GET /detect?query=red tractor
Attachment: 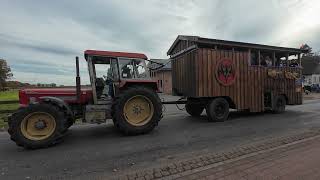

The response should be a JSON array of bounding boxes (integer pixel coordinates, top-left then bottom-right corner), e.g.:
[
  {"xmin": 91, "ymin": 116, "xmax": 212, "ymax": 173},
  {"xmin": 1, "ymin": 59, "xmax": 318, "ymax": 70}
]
[{"xmin": 8, "ymin": 50, "xmax": 163, "ymax": 149}]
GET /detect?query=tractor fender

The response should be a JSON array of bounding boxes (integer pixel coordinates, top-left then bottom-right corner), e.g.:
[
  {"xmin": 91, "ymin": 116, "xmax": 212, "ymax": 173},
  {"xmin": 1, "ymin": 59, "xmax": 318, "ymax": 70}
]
[{"xmin": 39, "ymin": 96, "xmax": 74, "ymax": 120}]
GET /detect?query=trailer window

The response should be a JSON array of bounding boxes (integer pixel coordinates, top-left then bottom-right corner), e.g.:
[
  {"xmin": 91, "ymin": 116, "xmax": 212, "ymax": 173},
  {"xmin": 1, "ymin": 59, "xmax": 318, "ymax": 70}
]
[
  {"xmin": 260, "ymin": 53, "xmax": 273, "ymax": 67},
  {"xmin": 250, "ymin": 51, "xmax": 259, "ymax": 65},
  {"xmin": 288, "ymin": 55, "xmax": 299, "ymax": 67},
  {"xmin": 250, "ymin": 51, "xmax": 273, "ymax": 67}
]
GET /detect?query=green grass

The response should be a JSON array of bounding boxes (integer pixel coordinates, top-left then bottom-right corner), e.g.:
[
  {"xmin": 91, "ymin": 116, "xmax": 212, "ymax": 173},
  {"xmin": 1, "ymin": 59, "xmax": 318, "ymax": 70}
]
[
  {"xmin": 0, "ymin": 90, "xmax": 19, "ymax": 129},
  {"xmin": 0, "ymin": 103, "xmax": 19, "ymax": 111},
  {"xmin": 0, "ymin": 113, "xmax": 9, "ymax": 129},
  {"xmin": 0, "ymin": 90, "xmax": 19, "ymax": 101}
]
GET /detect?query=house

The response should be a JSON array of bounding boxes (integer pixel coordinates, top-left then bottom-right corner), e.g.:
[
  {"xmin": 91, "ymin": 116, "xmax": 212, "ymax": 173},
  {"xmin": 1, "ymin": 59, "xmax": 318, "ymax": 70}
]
[
  {"xmin": 302, "ymin": 55, "xmax": 320, "ymax": 86},
  {"xmin": 149, "ymin": 59, "xmax": 172, "ymax": 94}
]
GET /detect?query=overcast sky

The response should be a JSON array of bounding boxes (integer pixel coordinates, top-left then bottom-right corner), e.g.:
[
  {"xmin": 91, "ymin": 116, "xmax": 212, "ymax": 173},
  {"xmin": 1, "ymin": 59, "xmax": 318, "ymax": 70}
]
[{"xmin": 1, "ymin": 0, "xmax": 320, "ymax": 85}]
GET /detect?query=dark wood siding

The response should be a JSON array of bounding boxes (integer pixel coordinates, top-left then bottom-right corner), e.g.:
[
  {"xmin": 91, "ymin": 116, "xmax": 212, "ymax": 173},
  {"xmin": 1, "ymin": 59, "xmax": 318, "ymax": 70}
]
[
  {"xmin": 170, "ymin": 40, "xmax": 196, "ymax": 55},
  {"xmin": 172, "ymin": 48, "xmax": 302, "ymax": 112},
  {"xmin": 171, "ymin": 50, "xmax": 197, "ymax": 97}
]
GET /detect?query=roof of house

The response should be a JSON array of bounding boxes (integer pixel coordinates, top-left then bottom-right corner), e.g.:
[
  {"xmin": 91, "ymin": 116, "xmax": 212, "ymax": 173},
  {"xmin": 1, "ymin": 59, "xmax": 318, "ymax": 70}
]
[
  {"xmin": 84, "ymin": 50, "xmax": 148, "ymax": 60},
  {"xmin": 302, "ymin": 55, "xmax": 320, "ymax": 75},
  {"xmin": 167, "ymin": 35, "xmax": 308, "ymax": 55}
]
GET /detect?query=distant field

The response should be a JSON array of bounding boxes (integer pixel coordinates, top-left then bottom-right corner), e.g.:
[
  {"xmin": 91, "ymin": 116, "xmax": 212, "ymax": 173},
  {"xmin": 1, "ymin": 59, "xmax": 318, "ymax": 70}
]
[
  {"xmin": 0, "ymin": 90, "xmax": 19, "ymax": 101},
  {"xmin": 0, "ymin": 90, "xmax": 19, "ymax": 129}
]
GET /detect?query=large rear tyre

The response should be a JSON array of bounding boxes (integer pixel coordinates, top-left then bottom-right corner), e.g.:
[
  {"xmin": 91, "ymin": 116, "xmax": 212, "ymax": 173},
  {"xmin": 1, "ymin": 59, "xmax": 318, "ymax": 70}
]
[
  {"xmin": 206, "ymin": 98, "xmax": 229, "ymax": 122},
  {"xmin": 112, "ymin": 86, "xmax": 162, "ymax": 135},
  {"xmin": 8, "ymin": 104, "xmax": 66, "ymax": 149},
  {"xmin": 272, "ymin": 95, "xmax": 286, "ymax": 114},
  {"xmin": 185, "ymin": 103, "xmax": 204, "ymax": 117}
]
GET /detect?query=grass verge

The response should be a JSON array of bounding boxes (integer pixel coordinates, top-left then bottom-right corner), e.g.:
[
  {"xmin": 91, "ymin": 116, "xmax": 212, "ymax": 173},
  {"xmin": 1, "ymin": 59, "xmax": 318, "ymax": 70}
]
[
  {"xmin": 0, "ymin": 90, "xmax": 19, "ymax": 101},
  {"xmin": 0, "ymin": 90, "xmax": 19, "ymax": 129}
]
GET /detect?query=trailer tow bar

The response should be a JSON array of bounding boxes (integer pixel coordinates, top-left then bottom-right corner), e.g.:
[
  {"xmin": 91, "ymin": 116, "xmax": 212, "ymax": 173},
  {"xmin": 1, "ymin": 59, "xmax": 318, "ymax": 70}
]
[{"xmin": 161, "ymin": 98, "xmax": 187, "ymax": 111}]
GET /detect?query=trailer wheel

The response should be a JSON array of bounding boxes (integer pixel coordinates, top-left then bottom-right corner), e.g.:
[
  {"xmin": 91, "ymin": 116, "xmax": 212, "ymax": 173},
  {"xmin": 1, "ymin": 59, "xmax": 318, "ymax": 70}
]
[
  {"xmin": 185, "ymin": 103, "xmax": 204, "ymax": 117},
  {"xmin": 8, "ymin": 104, "xmax": 66, "ymax": 149},
  {"xmin": 272, "ymin": 95, "xmax": 286, "ymax": 113},
  {"xmin": 206, "ymin": 98, "xmax": 229, "ymax": 122},
  {"xmin": 112, "ymin": 86, "xmax": 162, "ymax": 135}
]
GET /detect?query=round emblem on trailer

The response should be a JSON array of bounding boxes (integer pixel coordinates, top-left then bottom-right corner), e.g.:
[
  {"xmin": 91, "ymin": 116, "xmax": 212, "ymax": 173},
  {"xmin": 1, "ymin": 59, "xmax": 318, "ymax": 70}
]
[{"xmin": 215, "ymin": 58, "xmax": 236, "ymax": 86}]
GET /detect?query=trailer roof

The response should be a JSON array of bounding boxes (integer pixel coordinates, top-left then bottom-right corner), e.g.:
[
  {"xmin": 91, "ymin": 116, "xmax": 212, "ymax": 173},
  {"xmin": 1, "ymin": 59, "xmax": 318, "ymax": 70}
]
[
  {"xmin": 167, "ymin": 35, "xmax": 308, "ymax": 55},
  {"xmin": 84, "ymin": 50, "xmax": 148, "ymax": 60}
]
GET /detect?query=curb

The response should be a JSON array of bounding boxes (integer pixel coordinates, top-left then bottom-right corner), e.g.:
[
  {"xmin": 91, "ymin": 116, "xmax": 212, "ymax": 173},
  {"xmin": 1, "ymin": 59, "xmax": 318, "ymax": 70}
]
[{"xmin": 114, "ymin": 129, "xmax": 320, "ymax": 180}]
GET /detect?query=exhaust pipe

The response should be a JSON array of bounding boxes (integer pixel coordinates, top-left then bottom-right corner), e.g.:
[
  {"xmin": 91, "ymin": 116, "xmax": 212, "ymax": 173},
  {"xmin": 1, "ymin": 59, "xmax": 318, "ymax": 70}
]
[{"xmin": 76, "ymin": 56, "xmax": 81, "ymax": 102}]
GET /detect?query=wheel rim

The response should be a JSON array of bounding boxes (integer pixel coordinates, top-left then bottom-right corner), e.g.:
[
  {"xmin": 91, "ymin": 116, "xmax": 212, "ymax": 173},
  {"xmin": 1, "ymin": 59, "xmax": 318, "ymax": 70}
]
[
  {"xmin": 20, "ymin": 112, "xmax": 56, "ymax": 141},
  {"xmin": 123, "ymin": 95, "xmax": 154, "ymax": 126},
  {"xmin": 214, "ymin": 103, "xmax": 226, "ymax": 118}
]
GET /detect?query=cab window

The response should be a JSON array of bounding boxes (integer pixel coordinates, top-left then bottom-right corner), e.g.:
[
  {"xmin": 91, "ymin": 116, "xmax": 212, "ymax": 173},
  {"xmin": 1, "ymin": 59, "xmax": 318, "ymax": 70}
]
[
  {"xmin": 133, "ymin": 59, "xmax": 147, "ymax": 78},
  {"xmin": 118, "ymin": 58, "xmax": 134, "ymax": 79},
  {"xmin": 118, "ymin": 58, "xmax": 148, "ymax": 79}
]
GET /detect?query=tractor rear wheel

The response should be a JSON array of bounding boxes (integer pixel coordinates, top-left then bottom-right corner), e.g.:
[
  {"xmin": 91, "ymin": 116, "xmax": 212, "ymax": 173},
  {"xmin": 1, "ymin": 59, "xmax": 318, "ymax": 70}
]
[
  {"xmin": 8, "ymin": 104, "xmax": 66, "ymax": 149},
  {"xmin": 185, "ymin": 103, "xmax": 204, "ymax": 117},
  {"xmin": 112, "ymin": 86, "xmax": 162, "ymax": 135}
]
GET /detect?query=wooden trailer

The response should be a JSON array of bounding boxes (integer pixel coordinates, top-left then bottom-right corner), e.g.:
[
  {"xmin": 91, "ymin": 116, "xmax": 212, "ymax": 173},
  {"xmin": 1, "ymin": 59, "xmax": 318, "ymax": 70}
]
[{"xmin": 167, "ymin": 35, "xmax": 308, "ymax": 121}]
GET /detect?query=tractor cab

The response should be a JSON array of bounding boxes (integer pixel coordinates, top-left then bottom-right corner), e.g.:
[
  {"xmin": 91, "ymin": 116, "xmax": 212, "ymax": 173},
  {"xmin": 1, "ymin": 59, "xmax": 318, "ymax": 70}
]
[
  {"xmin": 84, "ymin": 50, "xmax": 153, "ymax": 104},
  {"xmin": 81, "ymin": 50, "xmax": 161, "ymax": 126}
]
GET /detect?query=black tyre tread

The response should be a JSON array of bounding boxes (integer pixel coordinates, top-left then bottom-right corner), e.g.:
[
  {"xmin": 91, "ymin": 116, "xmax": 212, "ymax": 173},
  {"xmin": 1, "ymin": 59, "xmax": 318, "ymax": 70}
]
[
  {"xmin": 112, "ymin": 86, "xmax": 162, "ymax": 135},
  {"xmin": 185, "ymin": 103, "xmax": 204, "ymax": 117},
  {"xmin": 8, "ymin": 104, "xmax": 66, "ymax": 149},
  {"xmin": 42, "ymin": 101, "xmax": 74, "ymax": 132},
  {"xmin": 272, "ymin": 95, "xmax": 286, "ymax": 114},
  {"xmin": 206, "ymin": 98, "xmax": 229, "ymax": 122}
]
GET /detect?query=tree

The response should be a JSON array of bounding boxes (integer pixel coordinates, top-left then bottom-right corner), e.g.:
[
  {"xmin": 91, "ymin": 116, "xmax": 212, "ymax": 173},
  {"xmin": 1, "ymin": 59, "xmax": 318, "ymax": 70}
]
[{"xmin": 0, "ymin": 59, "xmax": 13, "ymax": 90}]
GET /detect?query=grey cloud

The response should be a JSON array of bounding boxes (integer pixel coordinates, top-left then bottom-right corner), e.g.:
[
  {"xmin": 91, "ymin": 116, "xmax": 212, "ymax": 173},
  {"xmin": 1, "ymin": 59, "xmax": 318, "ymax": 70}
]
[
  {"xmin": 2, "ymin": 1, "xmax": 186, "ymax": 55},
  {"xmin": 0, "ymin": 33, "xmax": 76, "ymax": 56},
  {"xmin": 10, "ymin": 60, "xmax": 72, "ymax": 75},
  {"xmin": 10, "ymin": 59, "xmax": 88, "ymax": 76}
]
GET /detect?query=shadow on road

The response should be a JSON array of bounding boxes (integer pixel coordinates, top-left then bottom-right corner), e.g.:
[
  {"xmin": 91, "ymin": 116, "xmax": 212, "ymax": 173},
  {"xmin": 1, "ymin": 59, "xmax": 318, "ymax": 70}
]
[
  {"xmin": 2, "ymin": 109, "xmax": 308, "ymax": 153},
  {"xmin": 184, "ymin": 110, "xmax": 301, "ymax": 123}
]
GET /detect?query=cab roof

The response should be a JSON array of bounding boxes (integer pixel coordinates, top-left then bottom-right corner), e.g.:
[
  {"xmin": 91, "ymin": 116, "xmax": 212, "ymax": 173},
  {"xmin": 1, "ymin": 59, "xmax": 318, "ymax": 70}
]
[{"xmin": 84, "ymin": 50, "xmax": 148, "ymax": 60}]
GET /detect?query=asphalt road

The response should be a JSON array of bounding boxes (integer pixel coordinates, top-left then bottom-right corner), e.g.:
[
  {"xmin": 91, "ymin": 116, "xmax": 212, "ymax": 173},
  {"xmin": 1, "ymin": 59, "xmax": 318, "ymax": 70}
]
[{"xmin": 0, "ymin": 100, "xmax": 319, "ymax": 180}]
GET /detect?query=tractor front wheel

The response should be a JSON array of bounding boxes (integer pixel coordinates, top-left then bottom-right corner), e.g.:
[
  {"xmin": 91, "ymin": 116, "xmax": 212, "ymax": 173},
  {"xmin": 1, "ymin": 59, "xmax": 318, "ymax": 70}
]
[
  {"xmin": 8, "ymin": 104, "xmax": 66, "ymax": 149},
  {"xmin": 112, "ymin": 86, "xmax": 162, "ymax": 135}
]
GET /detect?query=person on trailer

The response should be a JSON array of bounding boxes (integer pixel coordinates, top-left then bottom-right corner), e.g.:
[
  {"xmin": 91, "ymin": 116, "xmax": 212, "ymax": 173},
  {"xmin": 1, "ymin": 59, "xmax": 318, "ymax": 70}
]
[
  {"xmin": 265, "ymin": 56, "xmax": 273, "ymax": 67},
  {"xmin": 289, "ymin": 60, "xmax": 299, "ymax": 67},
  {"xmin": 260, "ymin": 55, "xmax": 267, "ymax": 66}
]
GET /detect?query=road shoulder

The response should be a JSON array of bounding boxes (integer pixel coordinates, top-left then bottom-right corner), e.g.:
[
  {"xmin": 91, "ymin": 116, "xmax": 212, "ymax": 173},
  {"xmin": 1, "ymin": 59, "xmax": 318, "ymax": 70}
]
[{"xmin": 114, "ymin": 129, "xmax": 320, "ymax": 180}]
